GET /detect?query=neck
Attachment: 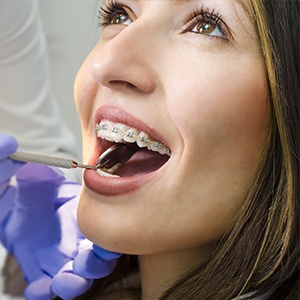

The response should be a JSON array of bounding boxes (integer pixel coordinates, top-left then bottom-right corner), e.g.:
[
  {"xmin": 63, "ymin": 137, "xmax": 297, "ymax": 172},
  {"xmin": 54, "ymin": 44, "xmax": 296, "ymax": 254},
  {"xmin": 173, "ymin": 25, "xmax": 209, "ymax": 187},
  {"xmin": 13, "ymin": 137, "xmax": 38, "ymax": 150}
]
[{"xmin": 138, "ymin": 246, "xmax": 213, "ymax": 300}]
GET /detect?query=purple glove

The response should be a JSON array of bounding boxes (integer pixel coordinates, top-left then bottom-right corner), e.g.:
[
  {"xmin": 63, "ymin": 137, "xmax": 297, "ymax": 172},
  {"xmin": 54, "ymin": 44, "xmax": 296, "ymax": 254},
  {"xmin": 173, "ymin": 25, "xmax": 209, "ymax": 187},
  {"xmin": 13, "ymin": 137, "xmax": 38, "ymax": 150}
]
[
  {"xmin": 0, "ymin": 134, "xmax": 24, "ymax": 221},
  {"xmin": 52, "ymin": 245, "xmax": 122, "ymax": 298},
  {"xmin": 0, "ymin": 133, "xmax": 121, "ymax": 300}
]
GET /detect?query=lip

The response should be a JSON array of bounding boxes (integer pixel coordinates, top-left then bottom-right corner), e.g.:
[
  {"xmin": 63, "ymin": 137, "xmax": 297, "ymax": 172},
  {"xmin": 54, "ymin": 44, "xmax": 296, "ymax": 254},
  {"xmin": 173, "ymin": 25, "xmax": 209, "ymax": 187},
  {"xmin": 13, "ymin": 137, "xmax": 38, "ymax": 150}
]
[
  {"xmin": 83, "ymin": 105, "xmax": 171, "ymax": 196},
  {"xmin": 84, "ymin": 168, "xmax": 160, "ymax": 195}
]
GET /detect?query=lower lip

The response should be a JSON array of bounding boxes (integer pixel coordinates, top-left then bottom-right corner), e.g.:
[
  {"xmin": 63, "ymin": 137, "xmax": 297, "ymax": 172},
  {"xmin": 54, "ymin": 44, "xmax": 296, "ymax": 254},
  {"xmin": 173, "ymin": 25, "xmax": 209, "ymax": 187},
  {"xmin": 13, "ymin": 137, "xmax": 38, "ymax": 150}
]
[{"xmin": 83, "ymin": 169, "xmax": 156, "ymax": 196}]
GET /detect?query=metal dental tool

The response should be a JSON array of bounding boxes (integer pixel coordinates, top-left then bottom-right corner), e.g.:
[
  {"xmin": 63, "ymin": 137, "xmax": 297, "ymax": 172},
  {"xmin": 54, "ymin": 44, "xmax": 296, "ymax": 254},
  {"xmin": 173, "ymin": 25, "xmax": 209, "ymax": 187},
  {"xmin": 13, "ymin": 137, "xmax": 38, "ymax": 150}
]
[
  {"xmin": 10, "ymin": 143, "xmax": 139, "ymax": 171},
  {"xmin": 96, "ymin": 143, "xmax": 139, "ymax": 169},
  {"xmin": 10, "ymin": 150, "xmax": 99, "ymax": 170}
]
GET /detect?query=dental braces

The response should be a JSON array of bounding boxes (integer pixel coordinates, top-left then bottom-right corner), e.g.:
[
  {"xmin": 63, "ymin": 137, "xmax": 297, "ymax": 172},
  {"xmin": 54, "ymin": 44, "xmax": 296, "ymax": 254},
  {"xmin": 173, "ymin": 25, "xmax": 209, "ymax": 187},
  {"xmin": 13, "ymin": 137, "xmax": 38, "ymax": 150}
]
[{"xmin": 95, "ymin": 120, "xmax": 171, "ymax": 156}]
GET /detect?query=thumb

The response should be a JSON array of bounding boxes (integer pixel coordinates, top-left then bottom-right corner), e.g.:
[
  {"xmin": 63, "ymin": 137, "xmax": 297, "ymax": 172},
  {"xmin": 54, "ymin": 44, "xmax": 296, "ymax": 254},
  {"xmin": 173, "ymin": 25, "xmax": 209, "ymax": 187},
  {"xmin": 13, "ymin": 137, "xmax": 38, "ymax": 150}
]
[
  {"xmin": 52, "ymin": 261, "xmax": 93, "ymax": 299},
  {"xmin": 0, "ymin": 133, "xmax": 18, "ymax": 159},
  {"xmin": 24, "ymin": 277, "xmax": 55, "ymax": 300}
]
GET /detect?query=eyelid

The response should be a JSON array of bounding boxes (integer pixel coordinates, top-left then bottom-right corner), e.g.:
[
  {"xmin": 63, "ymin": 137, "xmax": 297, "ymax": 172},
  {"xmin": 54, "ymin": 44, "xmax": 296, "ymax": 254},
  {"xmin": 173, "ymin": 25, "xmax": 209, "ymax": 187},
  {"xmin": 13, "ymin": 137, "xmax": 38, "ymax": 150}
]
[
  {"xmin": 118, "ymin": 4, "xmax": 135, "ymax": 22},
  {"xmin": 99, "ymin": 0, "xmax": 135, "ymax": 27},
  {"xmin": 182, "ymin": 7, "xmax": 233, "ymax": 41}
]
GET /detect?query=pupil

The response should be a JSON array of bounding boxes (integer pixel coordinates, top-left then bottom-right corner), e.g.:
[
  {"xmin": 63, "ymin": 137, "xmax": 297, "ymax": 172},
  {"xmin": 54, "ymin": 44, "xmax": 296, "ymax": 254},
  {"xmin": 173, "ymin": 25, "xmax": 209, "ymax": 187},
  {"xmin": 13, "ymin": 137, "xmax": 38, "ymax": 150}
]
[
  {"xmin": 199, "ymin": 22, "xmax": 214, "ymax": 34},
  {"xmin": 112, "ymin": 13, "xmax": 127, "ymax": 24}
]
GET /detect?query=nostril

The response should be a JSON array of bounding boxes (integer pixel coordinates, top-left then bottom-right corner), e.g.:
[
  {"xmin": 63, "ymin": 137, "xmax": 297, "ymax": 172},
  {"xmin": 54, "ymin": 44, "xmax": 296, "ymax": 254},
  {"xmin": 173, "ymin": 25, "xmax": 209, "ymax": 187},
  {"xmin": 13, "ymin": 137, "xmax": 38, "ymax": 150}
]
[
  {"xmin": 92, "ymin": 54, "xmax": 156, "ymax": 93},
  {"xmin": 109, "ymin": 80, "xmax": 137, "ymax": 91}
]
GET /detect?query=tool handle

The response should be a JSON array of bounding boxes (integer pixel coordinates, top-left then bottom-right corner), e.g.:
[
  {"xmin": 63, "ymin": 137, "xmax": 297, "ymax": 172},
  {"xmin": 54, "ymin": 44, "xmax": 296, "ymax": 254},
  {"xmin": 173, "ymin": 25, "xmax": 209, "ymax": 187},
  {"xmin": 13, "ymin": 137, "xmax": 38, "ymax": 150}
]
[{"xmin": 10, "ymin": 151, "xmax": 76, "ymax": 169}]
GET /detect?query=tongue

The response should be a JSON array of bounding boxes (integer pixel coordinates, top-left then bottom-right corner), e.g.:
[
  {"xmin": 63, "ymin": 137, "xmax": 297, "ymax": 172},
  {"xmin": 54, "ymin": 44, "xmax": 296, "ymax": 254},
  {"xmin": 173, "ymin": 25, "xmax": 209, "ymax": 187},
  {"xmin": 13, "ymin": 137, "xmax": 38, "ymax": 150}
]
[{"xmin": 115, "ymin": 149, "xmax": 169, "ymax": 177}]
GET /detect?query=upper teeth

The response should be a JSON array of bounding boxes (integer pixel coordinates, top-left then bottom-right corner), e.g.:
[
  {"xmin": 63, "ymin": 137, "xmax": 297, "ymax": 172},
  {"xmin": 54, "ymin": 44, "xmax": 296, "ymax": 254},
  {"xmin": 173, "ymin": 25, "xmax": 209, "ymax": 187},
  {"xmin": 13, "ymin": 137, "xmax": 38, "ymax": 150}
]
[{"xmin": 95, "ymin": 120, "xmax": 171, "ymax": 156}]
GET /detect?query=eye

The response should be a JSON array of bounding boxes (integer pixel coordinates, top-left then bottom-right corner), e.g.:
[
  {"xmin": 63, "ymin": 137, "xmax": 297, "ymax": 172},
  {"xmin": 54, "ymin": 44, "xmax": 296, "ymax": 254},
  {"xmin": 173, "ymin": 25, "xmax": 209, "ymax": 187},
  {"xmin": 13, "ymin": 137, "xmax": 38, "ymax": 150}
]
[
  {"xmin": 98, "ymin": 1, "xmax": 133, "ymax": 27},
  {"xmin": 183, "ymin": 7, "xmax": 230, "ymax": 41},
  {"xmin": 110, "ymin": 13, "xmax": 131, "ymax": 26},
  {"xmin": 191, "ymin": 20, "xmax": 225, "ymax": 38}
]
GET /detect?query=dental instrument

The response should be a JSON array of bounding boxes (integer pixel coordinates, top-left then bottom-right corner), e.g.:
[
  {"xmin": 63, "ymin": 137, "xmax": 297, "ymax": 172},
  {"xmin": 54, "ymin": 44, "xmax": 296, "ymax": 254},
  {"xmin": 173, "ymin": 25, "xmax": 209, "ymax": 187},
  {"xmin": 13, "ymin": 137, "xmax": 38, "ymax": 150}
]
[
  {"xmin": 10, "ymin": 143, "xmax": 138, "ymax": 171},
  {"xmin": 10, "ymin": 150, "xmax": 100, "ymax": 170}
]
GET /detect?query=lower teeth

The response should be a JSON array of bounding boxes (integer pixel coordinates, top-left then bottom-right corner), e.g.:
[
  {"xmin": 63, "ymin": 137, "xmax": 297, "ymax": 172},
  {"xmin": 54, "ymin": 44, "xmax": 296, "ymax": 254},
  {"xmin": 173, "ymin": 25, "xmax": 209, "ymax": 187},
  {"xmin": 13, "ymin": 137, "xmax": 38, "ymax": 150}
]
[{"xmin": 96, "ymin": 168, "xmax": 120, "ymax": 178}]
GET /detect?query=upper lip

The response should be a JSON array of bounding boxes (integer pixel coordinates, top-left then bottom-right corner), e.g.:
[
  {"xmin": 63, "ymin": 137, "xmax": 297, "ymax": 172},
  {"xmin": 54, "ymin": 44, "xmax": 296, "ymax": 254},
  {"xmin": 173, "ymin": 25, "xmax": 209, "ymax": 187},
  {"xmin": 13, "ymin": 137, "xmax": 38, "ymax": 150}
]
[{"xmin": 94, "ymin": 105, "xmax": 170, "ymax": 148}]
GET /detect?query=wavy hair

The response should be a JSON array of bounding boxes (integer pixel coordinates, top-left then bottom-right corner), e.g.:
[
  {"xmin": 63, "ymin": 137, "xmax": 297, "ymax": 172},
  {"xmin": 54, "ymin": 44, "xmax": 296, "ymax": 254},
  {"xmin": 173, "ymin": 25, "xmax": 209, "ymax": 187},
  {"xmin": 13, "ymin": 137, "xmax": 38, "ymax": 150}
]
[{"xmin": 160, "ymin": 1, "xmax": 300, "ymax": 298}]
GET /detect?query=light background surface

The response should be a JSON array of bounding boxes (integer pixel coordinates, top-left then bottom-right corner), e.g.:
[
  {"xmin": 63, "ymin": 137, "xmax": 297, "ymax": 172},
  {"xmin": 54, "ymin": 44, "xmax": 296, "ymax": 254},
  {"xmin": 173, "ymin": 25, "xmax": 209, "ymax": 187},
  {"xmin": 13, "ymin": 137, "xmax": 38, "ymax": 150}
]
[
  {"xmin": 39, "ymin": 0, "xmax": 101, "ymax": 156},
  {"xmin": 0, "ymin": 1, "xmax": 100, "ymax": 298}
]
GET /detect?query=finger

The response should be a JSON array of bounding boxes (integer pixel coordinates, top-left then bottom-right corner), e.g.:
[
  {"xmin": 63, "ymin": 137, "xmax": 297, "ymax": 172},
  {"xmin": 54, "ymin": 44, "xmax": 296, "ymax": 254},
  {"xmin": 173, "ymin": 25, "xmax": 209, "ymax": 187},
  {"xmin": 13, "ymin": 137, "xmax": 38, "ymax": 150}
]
[
  {"xmin": 0, "ymin": 185, "xmax": 16, "ymax": 224},
  {"xmin": 15, "ymin": 164, "xmax": 65, "ymax": 209},
  {"xmin": 93, "ymin": 244, "xmax": 122, "ymax": 261},
  {"xmin": 73, "ymin": 249, "xmax": 118, "ymax": 279},
  {"xmin": 56, "ymin": 181, "xmax": 82, "ymax": 206},
  {"xmin": 0, "ymin": 133, "xmax": 18, "ymax": 160},
  {"xmin": 0, "ymin": 181, "xmax": 9, "ymax": 196},
  {"xmin": 0, "ymin": 159, "xmax": 24, "ymax": 182},
  {"xmin": 17, "ymin": 163, "xmax": 65, "ymax": 184},
  {"xmin": 34, "ymin": 196, "xmax": 82, "ymax": 276},
  {"xmin": 24, "ymin": 277, "xmax": 55, "ymax": 300},
  {"xmin": 52, "ymin": 262, "xmax": 93, "ymax": 300},
  {"xmin": 36, "ymin": 245, "xmax": 75, "ymax": 278}
]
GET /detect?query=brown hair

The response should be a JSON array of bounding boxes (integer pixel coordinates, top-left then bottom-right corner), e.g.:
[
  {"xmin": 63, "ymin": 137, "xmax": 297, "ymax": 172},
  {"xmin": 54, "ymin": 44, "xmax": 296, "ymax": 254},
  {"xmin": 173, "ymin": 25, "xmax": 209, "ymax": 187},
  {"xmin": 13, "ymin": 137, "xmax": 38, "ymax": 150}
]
[{"xmin": 160, "ymin": 1, "xmax": 300, "ymax": 298}]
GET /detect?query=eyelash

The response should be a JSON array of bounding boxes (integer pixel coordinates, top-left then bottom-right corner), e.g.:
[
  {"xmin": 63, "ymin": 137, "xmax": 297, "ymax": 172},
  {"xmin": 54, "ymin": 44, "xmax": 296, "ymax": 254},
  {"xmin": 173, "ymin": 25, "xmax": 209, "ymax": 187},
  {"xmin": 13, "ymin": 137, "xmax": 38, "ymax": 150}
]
[
  {"xmin": 98, "ymin": 1, "xmax": 129, "ymax": 27},
  {"xmin": 182, "ymin": 6, "xmax": 230, "ymax": 40},
  {"xmin": 98, "ymin": 2, "xmax": 230, "ymax": 41}
]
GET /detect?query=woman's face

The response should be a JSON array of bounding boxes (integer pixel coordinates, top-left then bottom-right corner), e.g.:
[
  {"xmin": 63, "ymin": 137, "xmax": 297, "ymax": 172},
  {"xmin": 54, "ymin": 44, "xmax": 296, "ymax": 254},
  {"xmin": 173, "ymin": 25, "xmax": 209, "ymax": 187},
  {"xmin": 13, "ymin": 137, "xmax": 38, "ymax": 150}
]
[{"xmin": 75, "ymin": 0, "xmax": 269, "ymax": 255}]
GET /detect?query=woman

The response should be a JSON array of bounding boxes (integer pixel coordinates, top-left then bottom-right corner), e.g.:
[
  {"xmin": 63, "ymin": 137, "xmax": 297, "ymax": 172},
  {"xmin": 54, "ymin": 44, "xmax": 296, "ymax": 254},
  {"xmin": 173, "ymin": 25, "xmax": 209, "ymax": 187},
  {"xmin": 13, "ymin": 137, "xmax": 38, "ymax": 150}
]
[{"xmin": 74, "ymin": 0, "xmax": 299, "ymax": 299}]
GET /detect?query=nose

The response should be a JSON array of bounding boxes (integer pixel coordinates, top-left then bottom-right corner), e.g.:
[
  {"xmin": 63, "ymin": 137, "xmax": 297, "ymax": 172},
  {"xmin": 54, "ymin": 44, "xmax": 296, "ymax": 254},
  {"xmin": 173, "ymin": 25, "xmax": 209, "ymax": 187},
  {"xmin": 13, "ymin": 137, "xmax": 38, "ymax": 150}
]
[{"xmin": 91, "ymin": 20, "xmax": 157, "ymax": 94}]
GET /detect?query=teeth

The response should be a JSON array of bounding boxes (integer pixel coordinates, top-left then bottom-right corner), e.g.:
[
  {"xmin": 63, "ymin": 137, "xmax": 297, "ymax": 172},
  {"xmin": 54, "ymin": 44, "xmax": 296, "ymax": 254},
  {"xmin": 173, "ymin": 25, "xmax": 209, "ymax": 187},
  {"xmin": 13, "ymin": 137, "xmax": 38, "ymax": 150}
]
[
  {"xmin": 136, "ymin": 131, "xmax": 149, "ymax": 148},
  {"xmin": 96, "ymin": 120, "xmax": 112, "ymax": 140},
  {"xmin": 123, "ymin": 128, "xmax": 138, "ymax": 143},
  {"xmin": 95, "ymin": 120, "xmax": 171, "ymax": 156},
  {"xmin": 147, "ymin": 141, "xmax": 171, "ymax": 156},
  {"xmin": 111, "ymin": 123, "xmax": 126, "ymax": 143},
  {"xmin": 96, "ymin": 168, "xmax": 120, "ymax": 178}
]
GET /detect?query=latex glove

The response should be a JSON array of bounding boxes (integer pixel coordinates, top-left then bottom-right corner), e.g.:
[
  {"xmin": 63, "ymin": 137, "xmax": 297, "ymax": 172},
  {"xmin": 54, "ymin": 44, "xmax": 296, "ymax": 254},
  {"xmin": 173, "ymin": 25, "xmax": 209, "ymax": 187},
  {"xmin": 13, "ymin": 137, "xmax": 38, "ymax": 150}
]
[
  {"xmin": 0, "ymin": 133, "xmax": 121, "ymax": 299},
  {"xmin": 52, "ymin": 245, "xmax": 122, "ymax": 298},
  {"xmin": 0, "ymin": 133, "xmax": 24, "ymax": 220}
]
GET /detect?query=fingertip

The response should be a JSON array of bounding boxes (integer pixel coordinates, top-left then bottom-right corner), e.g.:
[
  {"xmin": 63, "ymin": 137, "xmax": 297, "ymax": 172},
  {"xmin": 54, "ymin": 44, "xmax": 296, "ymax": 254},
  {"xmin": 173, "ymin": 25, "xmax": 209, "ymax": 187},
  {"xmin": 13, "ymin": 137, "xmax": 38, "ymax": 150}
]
[
  {"xmin": 0, "ymin": 133, "xmax": 18, "ymax": 159},
  {"xmin": 0, "ymin": 159, "xmax": 24, "ymax": 182},
  {"xmin": 73, "ymin": 249, "xmax": 118, "ymax": 279},
  {"xmin": 25, "ymin": 277, "xmax": 54, "ymax": 300},
  {"xmin": 52, "ymin": 271, "xmax": 93, "ymax": 299},
  {"xmin": 93, "ymin": 244, "xmax": 122, "ymax": 260}
]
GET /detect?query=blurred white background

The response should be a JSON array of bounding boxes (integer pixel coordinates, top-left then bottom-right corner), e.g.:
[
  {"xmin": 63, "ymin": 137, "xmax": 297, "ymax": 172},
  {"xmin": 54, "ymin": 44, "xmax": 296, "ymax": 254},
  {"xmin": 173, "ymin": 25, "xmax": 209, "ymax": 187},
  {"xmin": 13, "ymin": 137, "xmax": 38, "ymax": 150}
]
[
  {"xmin": 38, "ymin": 0, "xmax": 101, "ymax": 156},
  {"xmin": 0, "ymin": 2, "xmax": 101, "ymax": 298}
]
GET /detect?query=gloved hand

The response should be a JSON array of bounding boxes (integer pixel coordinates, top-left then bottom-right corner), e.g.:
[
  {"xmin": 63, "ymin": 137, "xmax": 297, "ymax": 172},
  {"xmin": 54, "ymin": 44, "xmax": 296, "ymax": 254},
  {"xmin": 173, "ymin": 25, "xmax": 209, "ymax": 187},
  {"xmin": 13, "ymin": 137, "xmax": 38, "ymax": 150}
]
[
  {"xmin": 0, "ymin": 133, "xmax": 122, "ymax": 300},
  {"xmin": 52, "ymin": 244, "xmax": 122, "ymax": 298}
]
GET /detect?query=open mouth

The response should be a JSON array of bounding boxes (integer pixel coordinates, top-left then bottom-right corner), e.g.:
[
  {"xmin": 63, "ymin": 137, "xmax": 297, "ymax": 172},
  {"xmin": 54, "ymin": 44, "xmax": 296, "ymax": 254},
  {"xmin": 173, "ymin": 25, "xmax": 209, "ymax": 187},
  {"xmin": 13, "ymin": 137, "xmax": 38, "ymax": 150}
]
[{"xmin": 95, "ymin": 120, "xmax": 171, "ymax": 178}]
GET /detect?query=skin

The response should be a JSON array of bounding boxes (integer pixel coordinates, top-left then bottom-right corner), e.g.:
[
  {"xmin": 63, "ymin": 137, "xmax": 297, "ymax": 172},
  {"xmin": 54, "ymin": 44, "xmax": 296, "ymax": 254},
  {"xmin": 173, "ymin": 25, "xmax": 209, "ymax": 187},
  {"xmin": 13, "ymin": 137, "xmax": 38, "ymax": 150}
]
[{"xmin": 74, "ymin": 0, "xmax": 269, "ymax": 298}]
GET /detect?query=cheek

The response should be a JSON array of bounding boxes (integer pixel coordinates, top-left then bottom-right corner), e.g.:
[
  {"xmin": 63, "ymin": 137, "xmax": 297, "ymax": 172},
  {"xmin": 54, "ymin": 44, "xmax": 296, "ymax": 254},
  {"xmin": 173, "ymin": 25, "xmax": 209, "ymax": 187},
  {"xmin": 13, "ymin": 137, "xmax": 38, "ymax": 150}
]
[
  {"xmin": 168, "ymin": 59, "xmax": 269, "ymax": 159},
  {"xmin": 161, "ymin": 63, "xmax": 269, "ymax": 242}
]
